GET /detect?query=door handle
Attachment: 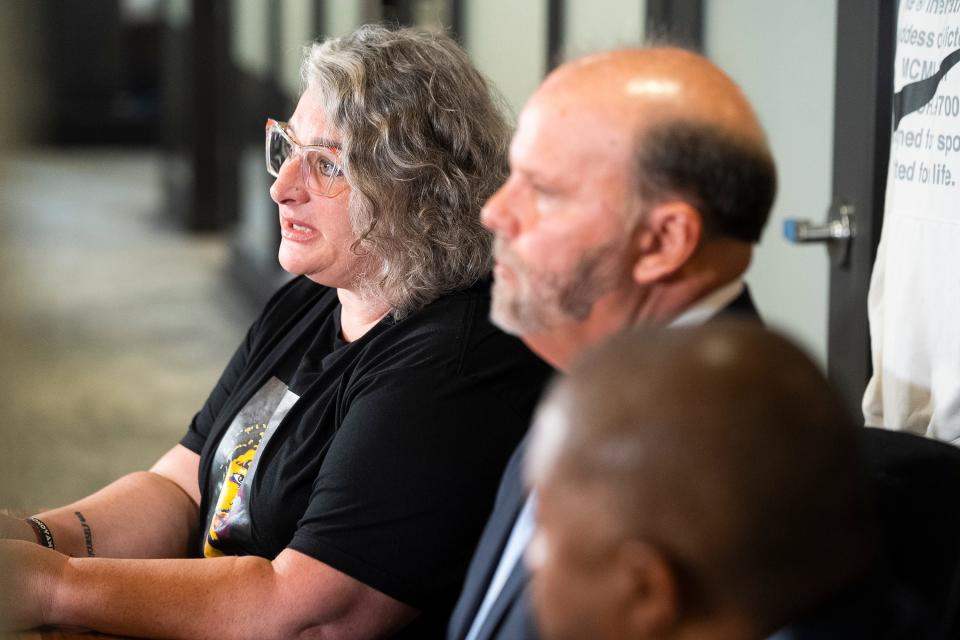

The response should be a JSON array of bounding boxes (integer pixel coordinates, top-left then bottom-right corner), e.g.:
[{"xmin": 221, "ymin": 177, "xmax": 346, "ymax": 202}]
[{"xmin": 783, "ymin": 202, "xmax": 856, "ymax": 267}]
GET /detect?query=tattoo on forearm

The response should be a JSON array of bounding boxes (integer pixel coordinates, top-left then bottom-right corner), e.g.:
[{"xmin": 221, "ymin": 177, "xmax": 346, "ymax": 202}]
[{"xmin": 74, "ymin": 511, "xmax": 95, "ymax": 557}]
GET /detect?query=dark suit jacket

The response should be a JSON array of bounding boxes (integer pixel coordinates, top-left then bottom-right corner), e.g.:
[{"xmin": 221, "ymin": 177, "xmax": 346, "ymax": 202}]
[
  {"xmin": 446, "ymin": 287, "xmax": 760, "ymax": 640},
  {"xmin": 860, "ymin": 427, "xmax": 960, "ymax": 638},
  {"xmin": 765, "ymin": 574, "xmax": 933, "ymax": 640}
]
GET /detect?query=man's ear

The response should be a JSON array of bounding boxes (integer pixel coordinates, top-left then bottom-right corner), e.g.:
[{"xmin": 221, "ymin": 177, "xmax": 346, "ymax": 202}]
[
  {"xmin": 631, "ymin": 201, "xmax": 703, "ymax": 285},
  {"xmin": 619, "ymin": 539, "xmax": 682, "ymax": 637}
]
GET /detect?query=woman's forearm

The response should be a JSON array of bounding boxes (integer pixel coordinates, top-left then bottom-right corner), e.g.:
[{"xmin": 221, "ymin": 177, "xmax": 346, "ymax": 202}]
[
  {"xmin": 51, "ymin": 554, "xmax": 283, "ymax": 639},
  {"xmin": 35, "ymin": 548, "xmax": 416, "ymax": 640},
  {"xmin": 4, "ymin": 445, "xmax": 202, "ymax": 559},
  {"xmin": 32, "ymin": 469, "xmax": 200, "ymax": 559}
]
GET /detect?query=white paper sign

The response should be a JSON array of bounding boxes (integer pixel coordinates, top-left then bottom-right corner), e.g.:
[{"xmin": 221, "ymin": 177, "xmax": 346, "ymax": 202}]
[{"xmin": 864, "ymin": 0, "xmax": 960, "ymax": 441}]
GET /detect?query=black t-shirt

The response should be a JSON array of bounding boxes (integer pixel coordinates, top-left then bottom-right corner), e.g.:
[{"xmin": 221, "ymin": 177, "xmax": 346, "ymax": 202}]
[{"xmin": 180, "ymin": 276, "xmax": 553, "ymax": 637}]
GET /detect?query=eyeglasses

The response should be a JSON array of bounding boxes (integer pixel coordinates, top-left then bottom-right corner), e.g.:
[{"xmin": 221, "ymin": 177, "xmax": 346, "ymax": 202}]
[{"xmin": 265, "ymin": 118, "xmax": 347, "ymax": 197}]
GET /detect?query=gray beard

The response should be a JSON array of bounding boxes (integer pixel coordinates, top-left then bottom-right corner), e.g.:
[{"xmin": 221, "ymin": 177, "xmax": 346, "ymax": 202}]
[{"xmin": 490, "ymin": 237, "xmax": 631, "ymax": 336}]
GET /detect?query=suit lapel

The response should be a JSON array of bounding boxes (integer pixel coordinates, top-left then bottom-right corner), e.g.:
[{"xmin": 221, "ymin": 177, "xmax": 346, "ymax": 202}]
[
  {"xmin": 449, "ymin": 435, "xmax": 530, "ymax": 639},
  {"xmin": 474, "ymin": 557, "xmax": 529, "ymax": 640}
]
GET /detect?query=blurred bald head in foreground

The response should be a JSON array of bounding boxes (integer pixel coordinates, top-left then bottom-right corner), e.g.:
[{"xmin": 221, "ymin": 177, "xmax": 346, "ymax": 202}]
[
  {"xmin": 525, "ymin": 324, "xmax": 875, "ymax": 640},
  {"xmin": 483, "ymin": 47, "xmax": 775, "ymax": 368}
]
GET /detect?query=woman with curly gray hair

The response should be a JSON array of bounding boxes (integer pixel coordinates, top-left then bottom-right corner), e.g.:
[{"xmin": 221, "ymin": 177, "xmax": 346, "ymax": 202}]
[{"xmin": 1, "ymin": 25, "xmax": 552, "ymax": 639}]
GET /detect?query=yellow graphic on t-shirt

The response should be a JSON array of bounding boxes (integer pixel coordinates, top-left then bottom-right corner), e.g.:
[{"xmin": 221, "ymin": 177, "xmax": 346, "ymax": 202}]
[{"xmin": 204, "ymin": 423, "xmax": 266, "ymax": 557}]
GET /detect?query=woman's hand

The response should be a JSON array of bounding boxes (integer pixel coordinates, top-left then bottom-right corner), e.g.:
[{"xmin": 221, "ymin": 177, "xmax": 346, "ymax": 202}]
[
  {"xmin": 0, "ymin": 513, "xmax": 37, "ymax": 544},
  {"xmin": 0, "ymin": 539, "xmax": 68, "ymax": 630}
]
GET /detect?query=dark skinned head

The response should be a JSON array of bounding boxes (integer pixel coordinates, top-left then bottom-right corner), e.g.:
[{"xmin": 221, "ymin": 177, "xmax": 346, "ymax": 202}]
[{"xmin": 526, "ymin": 323, "xmax": 874, "ymax": 640}]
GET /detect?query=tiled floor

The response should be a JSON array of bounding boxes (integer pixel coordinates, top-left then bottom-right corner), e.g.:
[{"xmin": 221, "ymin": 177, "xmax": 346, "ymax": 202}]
[{"xmin": 0, "ymin": 149, "xmax": 254, "ymax": 509}]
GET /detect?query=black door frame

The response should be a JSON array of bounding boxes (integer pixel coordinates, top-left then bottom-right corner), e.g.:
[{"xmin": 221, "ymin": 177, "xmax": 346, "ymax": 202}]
[
  {"xmin": 646, "ymin": 0, "xmax": 703, "ymax": 48},
  {"xmin": 828, "ymin": 0, "xmax": 896, "ymax": 420}
]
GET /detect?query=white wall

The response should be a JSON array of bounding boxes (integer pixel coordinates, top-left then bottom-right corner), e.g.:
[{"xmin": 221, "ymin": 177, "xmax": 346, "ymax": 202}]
[
  {"xmin": 464, "ymin": 1, "xmax": 647, "ymax": 121},
  {"xmin": 324, "ymin": 0, "xmax": 374, "ymax": 38},
  {"xmin": 412, "ymin": 0, "xmax": 452, "ymax": 30},
  {"xmin": 231, "ymin": 0, "xmax": 269, "ymax": 76},
  {"xmin": 280, "ymin": 0, "xmax": 316, "ymax": 96},
  {"xmin": 464, "ymin": 0, "xmax": 548, "ymax": 121},
  {"xmin": 563, "ymin": 0, "xmax": 645, "ymax": 59},
  {"xmin": 704, "ymin": 0, "xmax": 837, "ymax": 365}
]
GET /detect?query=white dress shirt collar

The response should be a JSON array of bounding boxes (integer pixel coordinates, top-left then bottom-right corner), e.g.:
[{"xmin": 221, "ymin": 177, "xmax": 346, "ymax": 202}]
[{"xmin": 668, "ymin": 279, "xmax": 745, "ymax": 328}]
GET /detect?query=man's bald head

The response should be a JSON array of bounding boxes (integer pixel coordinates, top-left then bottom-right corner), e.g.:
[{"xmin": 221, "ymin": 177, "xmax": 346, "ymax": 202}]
[
  {"xmin": 527, "ymin": 324, "xmax": 874, "ymax": 638},
  {"xmin": 540, "ymin": 47, "xmax": 764, "ymax": 136},
  {"xmin": 529, "ymin": 47, "xmax": 776, "ymax": 243}
]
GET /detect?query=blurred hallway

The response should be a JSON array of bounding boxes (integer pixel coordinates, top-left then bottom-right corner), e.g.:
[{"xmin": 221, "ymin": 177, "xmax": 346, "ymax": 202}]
[{"xmin": 0, "ymin": 150, "xmax": 255, "ymax": 509}]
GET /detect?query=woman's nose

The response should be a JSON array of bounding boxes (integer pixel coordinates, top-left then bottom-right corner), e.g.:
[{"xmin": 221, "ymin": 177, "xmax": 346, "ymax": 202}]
[{"xmin": 269, "ymin": 156, "xmax": 307, "ymax": 205}]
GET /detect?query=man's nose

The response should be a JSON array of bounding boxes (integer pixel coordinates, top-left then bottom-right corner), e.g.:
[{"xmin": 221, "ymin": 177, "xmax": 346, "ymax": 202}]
[
  {"xmin": 269, "ymin": 156, "xmax": 308, "ymax": 205},
  {"xmin": 480, "ymin": 180, "xmax": 520, "ymax": 239}
]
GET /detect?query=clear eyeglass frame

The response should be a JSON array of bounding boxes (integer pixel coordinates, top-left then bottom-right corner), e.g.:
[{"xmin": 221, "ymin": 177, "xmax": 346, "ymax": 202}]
[{"xmin": 264, "ymin": 118, "xmax": 347, "ymax": 198}]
